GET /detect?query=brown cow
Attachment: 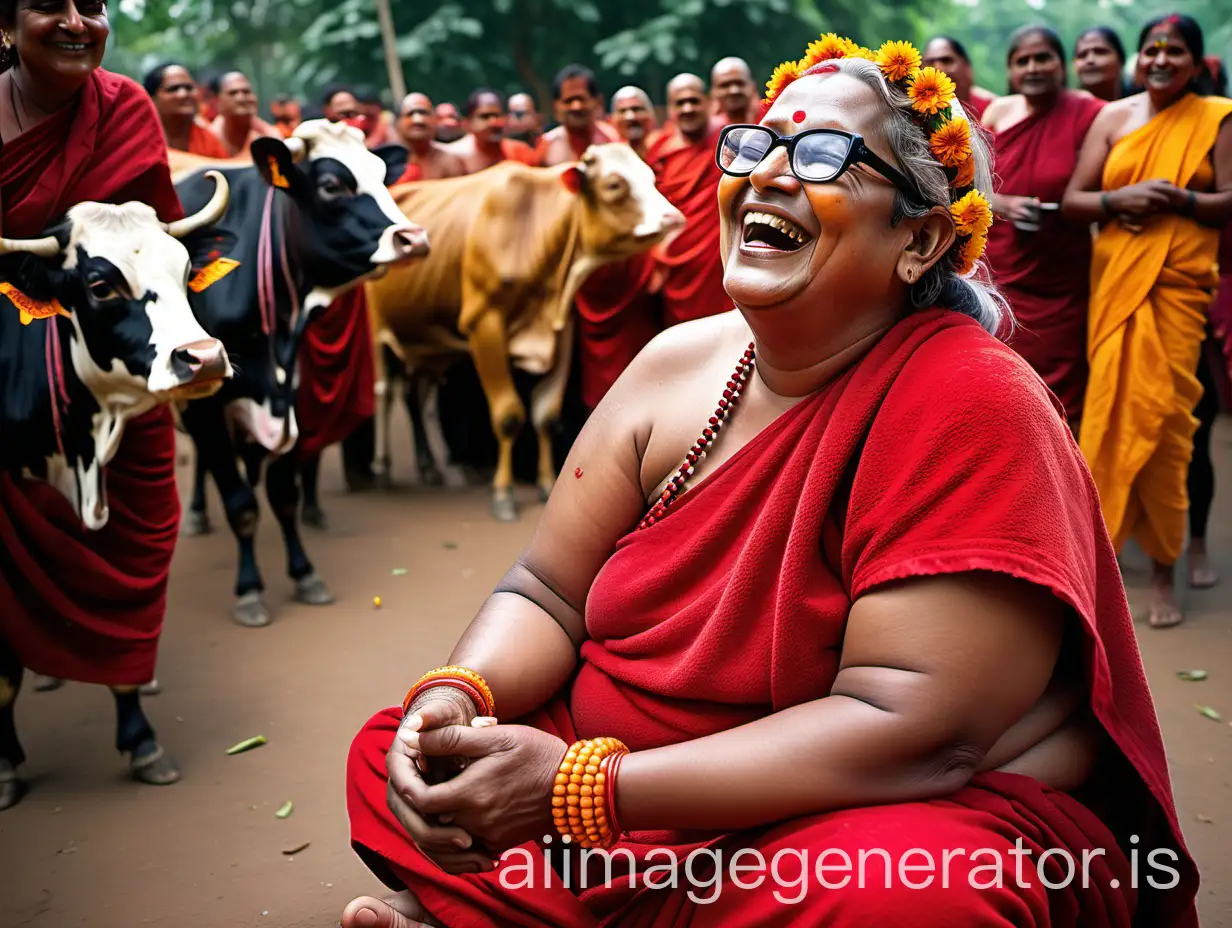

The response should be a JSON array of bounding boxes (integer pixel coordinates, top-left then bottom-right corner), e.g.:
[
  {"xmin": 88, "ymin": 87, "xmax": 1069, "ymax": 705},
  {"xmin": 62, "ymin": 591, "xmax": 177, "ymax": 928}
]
[{"xmin": 367, "ymin": 143, "xmax": 684, "ymax": 520}]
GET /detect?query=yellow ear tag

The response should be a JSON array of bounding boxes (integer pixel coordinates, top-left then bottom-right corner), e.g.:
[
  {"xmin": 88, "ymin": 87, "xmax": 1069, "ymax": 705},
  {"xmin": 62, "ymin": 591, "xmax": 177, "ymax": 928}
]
[
  {"xmin": 0, "ymin": 282, "xmax": 70, "ymax": 325},
  {"xmin": 268, "ymin": 156, "xmax": 290, "ymax": 189},
  {"xmin": 189, "ymin": 257, "xmax": 241, "ymax": 293}
]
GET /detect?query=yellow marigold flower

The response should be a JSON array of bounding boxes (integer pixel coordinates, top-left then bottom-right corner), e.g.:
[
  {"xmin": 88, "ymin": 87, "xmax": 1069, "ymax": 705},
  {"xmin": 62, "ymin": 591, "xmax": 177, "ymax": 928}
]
[
  {"xmin": 928, "ymin": 118, "xmax": 972, "ymax": 168},
  {"xmin": 907, "ymin": 66, "xmax": 957, "ymax": 116},
  {"xmin": 951, "ymin": 190, "xmax": 993, "ymax": 238},
  {"xmin": 876, "ymin": 40, "xmax": 921, "ymax": 83},
  {"xmin": 954, "ymin": 231, "xmax": 988, "ymax": 276},
  {"xmin": 800, "ymin": 33, "xmax": 855, "ymax": 69},
  {"xmin": 850, "ymin": 45, "xmax": 877, "ymax": 61},
  {"xmin": 764, "ymin": 60, "xmax": 803, "ymax": 103},
  {"xmin": 951, "ymin": 153, "xmax": 976, "ymax": 188}
]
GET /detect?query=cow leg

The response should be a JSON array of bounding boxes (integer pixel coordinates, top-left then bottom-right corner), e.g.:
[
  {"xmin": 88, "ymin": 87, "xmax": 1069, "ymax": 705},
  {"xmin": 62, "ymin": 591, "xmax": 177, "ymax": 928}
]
[
  {"xmin": 111, "ymin": 686, "xmax": 181, "ymax": 786},
  {"xmin": 468, "ymin": 310, "xmax": 524, "ymax": 522},
  {"xmin": 267, "ymin": 454, "xmax": 334, "ymax": 607},
  {"xmin": 183, "ymin": 452, "xmax": 213, "ymax": 536},
  {"xmin": 0, "ymin": 638, "xmax": 27, "ymax": 811},
  {"xmin": 300, "ymin": 453, "xmax": 327, "ymax": 530},
  {"xmin": 530, "ymin": 317, "xmax": 577, "ymax": 503},
  {"xmin": 406, "ymin": 370, "xmax": 444, "ymax": 486},
  {"xmin": 374, "ymin": 347, "xmax": 397, "ymax": 488}
]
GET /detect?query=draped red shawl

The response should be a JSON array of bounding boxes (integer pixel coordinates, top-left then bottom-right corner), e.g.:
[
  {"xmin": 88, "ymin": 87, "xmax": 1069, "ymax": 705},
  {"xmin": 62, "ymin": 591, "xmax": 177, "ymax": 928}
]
[
  {"xmin": 574, "ymin": 254, "xmax": 659, "ymax": 410},
  {"xmin": 984, "ymin": 91, "xmax": 1105, "ymax": 422},
  {"xmin": 0, "ymin": 70, "xmax": 183, "ymax": 685},
  {"xmin": 296, "ymin": 288, "xmax": 376, "ymax": 457},
  {"xmin": 646, "ymin": 124, "xmax": 729, "ymax": 327},
  {"xmin": 349, "ymin": 311, "xmax": 1196, "ymax": 927}
]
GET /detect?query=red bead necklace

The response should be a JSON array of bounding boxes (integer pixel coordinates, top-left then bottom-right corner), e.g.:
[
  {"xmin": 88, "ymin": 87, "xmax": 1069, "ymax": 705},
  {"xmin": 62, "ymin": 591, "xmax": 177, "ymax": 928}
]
[{"xmin": 637, "ymin": 341, "xmax": 756, "ymax": 531}]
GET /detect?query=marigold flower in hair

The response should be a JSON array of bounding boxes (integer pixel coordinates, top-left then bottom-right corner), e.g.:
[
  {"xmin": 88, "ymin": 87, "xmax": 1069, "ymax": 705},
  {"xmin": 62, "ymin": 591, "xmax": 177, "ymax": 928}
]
[
  {"xmin": 849, "ymin": 45, "xmax": 877, "ymax": 61},
  {"xmin": 907, "ymin": 66, "xmax": 957, "ymax": 116},
  {"xmin": 955, "ymin": 231, "xmax": 988, "ymax": 276},
  {"xmin": 951, "ymin": 152, "xmax": 976, "ymax": 189},
  {"xmin": 764, "ymin": 60, "xmax": 803, "ymax": 103},
  {"xmin": 951, "ymin": 189, "xmax": 993, "ymax": 238},
  {"xmin": 929, "ymin": 117, "xmax": 972, "ymax": 168},
  {"xmin": 800, "ymin": 33, "xmax": 855, "ymax": 69},
  {"xmin": 876, "ymin": 40, "xmax": 922, "ymax": 83}
]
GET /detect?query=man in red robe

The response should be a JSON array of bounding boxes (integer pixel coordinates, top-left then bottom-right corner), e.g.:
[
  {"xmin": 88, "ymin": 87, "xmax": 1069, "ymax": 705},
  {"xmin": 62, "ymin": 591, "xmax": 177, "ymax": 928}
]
[
  {"xmin": 507, "ymin": 92, "xmax": 544, "ymax": 149},
  {"xmin": 392, "ymin": 92, "xmax": 468, "ymax": 183},
  {"xmin": 535, "ymin": 65, "xmax": 621, "ymax": 165},
  {"xmin": 143, "ymin": 63, "xmax": 231, "ymax": 159},
  {"xmin": 448, "ymin": 89, "xmax": 540, "ymax": 172},
  {"xmin": 207, "ymin": 71, "xmax": 280, "ymax": 157},
  {"xmin": 710, "ymin": 56, "xmax": 759, "ymax": 125},
  {"xmin": 0, "ymin": 68, "xmax": 186, "ymax": 805},
  {"xmin": 646, "ymin": 74, "xmax": 729, "ymax": 327}
]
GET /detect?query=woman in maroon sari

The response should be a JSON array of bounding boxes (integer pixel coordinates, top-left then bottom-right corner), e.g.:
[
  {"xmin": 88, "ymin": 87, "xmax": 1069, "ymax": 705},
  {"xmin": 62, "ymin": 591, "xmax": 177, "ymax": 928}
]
[
  {"xmin": 0, "ymin": 0, "xmax": 184, "ymax": 809},
  {"xmin": 982, "ymin": 26, "xmax": 1105, "ymax": 428},
  {"xmin": 343, "ymin": 37, "xmax": 1196, "ymax": 928}
]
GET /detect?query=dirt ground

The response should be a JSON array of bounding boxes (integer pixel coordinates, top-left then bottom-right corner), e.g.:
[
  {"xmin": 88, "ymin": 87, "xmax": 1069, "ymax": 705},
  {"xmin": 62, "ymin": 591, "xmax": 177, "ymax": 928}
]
[{"xmin": 2, "ymin": 415, "xmax": 1232, "ymax": 927}]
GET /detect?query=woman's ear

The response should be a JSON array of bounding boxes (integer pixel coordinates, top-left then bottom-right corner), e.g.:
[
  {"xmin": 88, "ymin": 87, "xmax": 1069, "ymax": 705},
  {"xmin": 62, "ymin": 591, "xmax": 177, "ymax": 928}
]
[{"xmin": 897, "ymin": 206, "xmax": 956, "ymax": 285}]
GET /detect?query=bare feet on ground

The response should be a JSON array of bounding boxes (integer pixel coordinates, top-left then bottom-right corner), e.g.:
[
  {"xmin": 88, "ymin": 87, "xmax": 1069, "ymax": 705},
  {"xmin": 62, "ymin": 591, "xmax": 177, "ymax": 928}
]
[
  {"xmin": 1149, "ymin": 560, "xmax": 1184, "ymax": 629},
  {"xmin": 341, "ymin": 892, "xmax": 442, "ymax": 928},
  {"xmin": 1187, "ymin": 540, "xmax": 1219, "ymax": 589}
]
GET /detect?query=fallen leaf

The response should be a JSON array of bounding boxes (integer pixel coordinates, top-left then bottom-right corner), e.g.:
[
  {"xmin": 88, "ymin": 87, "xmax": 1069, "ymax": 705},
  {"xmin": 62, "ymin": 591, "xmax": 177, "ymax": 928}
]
[
  {"xmin": 1177, "ymin": 670, "xmax": 1208, "ymax": 681},
  {"xmin": 282, "ymin": 841, "xmax": 311, "ymax": 856},
  {"xmin": 391, "ymin": 568, "xmax": 408, "ymax": 576},
  {"xmin": 1195, "ymin": 704, "xmax": 1223, "ymax": 722},
  {"xmin": 443, "ymin": 542, "xmax": 458, "ymax": 550},
  {"xmin": 225, "ymin": 735, "xmax": 267, "ymax": 755},
  {"xmin": 1197, "ymin": 814, "xmax": 1213, "ymax": 823},
  {"xmin": 275, "ymin": 800, "xmax": 294, "ymax": 819}
]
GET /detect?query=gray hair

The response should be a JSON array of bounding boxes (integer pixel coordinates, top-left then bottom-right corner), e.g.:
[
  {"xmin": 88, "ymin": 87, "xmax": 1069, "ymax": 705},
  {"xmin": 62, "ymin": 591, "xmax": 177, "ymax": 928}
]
[{"xmin": 821, "ymin": 58, "xmax": 1010, "ymax": 336}]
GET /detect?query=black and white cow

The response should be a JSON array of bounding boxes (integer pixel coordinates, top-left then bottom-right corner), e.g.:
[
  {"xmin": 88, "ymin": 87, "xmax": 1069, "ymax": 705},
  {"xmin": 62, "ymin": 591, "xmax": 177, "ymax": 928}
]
[
  {"xmin": 0, "ymin": 175, "xmax": 233, "ymax": 810},
  {"xmin": 174, "ymin": 119, "xmax": 428, "ymax": 628}
]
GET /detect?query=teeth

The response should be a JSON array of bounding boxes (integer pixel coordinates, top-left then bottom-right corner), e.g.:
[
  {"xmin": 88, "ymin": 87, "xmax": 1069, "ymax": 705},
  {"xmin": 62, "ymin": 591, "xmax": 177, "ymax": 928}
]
[
  {"xmin": 742, "ymin": 210, "xmax": 810, "ymax": 244},
  {"xmin": 54, "ymin": 43, "xmax": 88, "ymax": 50}
]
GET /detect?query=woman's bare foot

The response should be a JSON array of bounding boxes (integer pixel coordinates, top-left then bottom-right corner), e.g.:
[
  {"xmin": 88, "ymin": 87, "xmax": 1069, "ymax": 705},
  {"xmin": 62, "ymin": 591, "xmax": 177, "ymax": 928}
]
[
  {"xmin": 1148, "ymin": 560, "xmax": 1184, "ymax": 628},
  {"xmin": 341, "ymin": 891, "xmax": 443, "ymax": 928},
  {"xmin": 1187, "ymin": 540, "xmax": 1219, "ymax": 589}
]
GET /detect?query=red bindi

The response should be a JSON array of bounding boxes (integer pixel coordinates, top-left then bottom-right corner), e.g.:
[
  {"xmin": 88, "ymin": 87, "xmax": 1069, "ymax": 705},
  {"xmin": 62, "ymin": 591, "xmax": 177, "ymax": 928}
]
[{"xmin": 792, "ymin": 110, "xmax": 807, "ymax": 124}]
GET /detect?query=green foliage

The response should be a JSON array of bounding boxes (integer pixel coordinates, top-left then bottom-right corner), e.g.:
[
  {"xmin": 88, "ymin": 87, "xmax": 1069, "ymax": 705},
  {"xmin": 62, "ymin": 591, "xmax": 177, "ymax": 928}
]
[{"xmin": 106, "ymin": 0, "xmax": 1232, "ymax": 113}]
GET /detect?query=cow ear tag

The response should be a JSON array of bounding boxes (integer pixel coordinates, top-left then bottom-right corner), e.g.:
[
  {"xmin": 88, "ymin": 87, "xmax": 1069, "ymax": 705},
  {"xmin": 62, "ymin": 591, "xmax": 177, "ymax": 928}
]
[
  {"xmin": 0, "ymin": 282, "xmax": 70, "ymax": 325},
  {"xmin": 189, "ymin": 257, "xmax": 241, "ymax": 293},
  {"xmin": 267, "ymin": 155, "xmax": 291, "ymax": 189},
  {"xmin": 561, "ymin": 165, "xmax": 584, "ymax": 195}
]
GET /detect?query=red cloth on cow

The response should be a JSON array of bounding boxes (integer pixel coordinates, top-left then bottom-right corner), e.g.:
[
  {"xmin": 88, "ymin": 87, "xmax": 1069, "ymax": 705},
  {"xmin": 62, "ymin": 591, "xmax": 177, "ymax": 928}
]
[
  {"xmin": 295, "ymin": 288, "xmax": 376, "ymax": 457},
  {"xmin": 575, "ymin": 255, "xmax": 659, "ymax": 410},
  {"xmin": 0, "ymin": 69, "xmax": 183, "ymax": 686},
  {"xmin": 646, "ymin": 124, "xmax": 729, "ymax": 327},
  {"xmin": 985, "ymin": 91, "xmax": 1105, "ymax": 423},
  {"xmin": 348, "ymin": 310, "xmax": 1197, "ymax": 926}
]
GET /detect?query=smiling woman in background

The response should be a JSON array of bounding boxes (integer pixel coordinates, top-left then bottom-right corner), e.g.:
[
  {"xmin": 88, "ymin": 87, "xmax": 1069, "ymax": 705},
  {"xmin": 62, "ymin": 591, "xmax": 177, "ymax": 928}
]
[
  {"xmin": 1074, "ymin": 27, "xmax": 1129, "ymax": 101},
  {"xmin": 982, "ymin": 26, "xmax": 1105, "ymax": 427},
  {"xmin": 1063, "ymin": 13, "xmax": 1232, "ymax": 629}
]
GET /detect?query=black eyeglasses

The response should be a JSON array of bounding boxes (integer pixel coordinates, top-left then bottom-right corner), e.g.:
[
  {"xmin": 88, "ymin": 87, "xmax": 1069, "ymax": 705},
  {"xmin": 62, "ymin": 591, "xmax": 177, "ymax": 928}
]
[{"xmin": 716, "ymin": 124, "xmax": 924, "ymax": 206}]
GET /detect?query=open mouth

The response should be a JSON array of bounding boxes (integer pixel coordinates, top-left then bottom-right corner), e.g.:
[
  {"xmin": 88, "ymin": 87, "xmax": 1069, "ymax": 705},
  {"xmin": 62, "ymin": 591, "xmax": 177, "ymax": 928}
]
[
  {"xmin": 50, "ymin": 42, "xmax": 94, "ymax": 53},
  {"xmin": 742, "ymin": 210, "xmax": 813, "ymax": 252}
]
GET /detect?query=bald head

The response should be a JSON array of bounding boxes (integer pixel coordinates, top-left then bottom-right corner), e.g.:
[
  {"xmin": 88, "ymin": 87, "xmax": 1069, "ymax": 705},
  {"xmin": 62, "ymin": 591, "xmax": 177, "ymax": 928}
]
[
  {"xmin": 611, "ymin": 85, "xmax": 656, "ymax": 146},
  {"xmin": 507, "ymin": 92, "xmax": 542, "ymax": 143},
  {"xmin": 397, "ymin": 91, "xmax": 436, "ymax": 145},
  {"xmin": 667, "ymin": 73, "xmax": 709, "ymax": 142},
  {"xmin": 217, "ymin": 71, "xmax": 257, "ymax": 118},
  {"xmin": 711, "ymin": 56, "xmax": 756, "ymax": 122}
]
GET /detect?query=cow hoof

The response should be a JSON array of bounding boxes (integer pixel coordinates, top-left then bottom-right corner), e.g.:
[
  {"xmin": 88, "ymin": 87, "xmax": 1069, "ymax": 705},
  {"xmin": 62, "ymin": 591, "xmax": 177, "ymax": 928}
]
[
  {"xmin": 182, "ymin": 510, "xmax": 212, "ymax": 537},
  {"xmin": 302, "ymin": 505, "xmax": 328, "ymax": 530},
  {"xmin": 130, "ymin": 744, "xmax": 181, "ymax": 786},
  {"xmin": 295, "ymin": 573, "xmax": 335, "ymax": 606},
  {"xmin": 33, "ymin": 674, "xmax": 65, "ymax": 693},
  {"xmin": 140, "ymin": 678, "xmax": 162, "ymax": 697},
  {"xmin": 491, "ymin": 495, "xmax": 518, "ymax": 523},
  {"xmin": 0, "ymin": 762, "xmax": 27, "ymax": 811},
  {"xmin": 233, "ymin": 593, "xmax": 272, "ymax": 628}
]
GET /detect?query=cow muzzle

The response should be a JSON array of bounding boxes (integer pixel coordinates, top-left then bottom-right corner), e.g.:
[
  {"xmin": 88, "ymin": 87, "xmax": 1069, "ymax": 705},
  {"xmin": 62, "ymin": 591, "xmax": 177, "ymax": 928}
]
[
  {"xmin": 171, "ymin": 337, "xmax": 232, "ymax": 398},
  {"xmin": 382, "ymin": 224, "xmax": 431, "ymax": 263}
]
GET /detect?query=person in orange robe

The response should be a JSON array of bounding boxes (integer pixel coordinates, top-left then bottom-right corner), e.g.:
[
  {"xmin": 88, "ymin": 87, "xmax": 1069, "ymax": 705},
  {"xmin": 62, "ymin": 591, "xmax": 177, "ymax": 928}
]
[
  {"xmin": 1063, "ymin": 13, "xmax": 1232, "ymax": 629},
  {"xmin": 391, "ymin": 92, "xmax": 468, "ymax": 184},
  {"xmin": 207, "ymin": 70, "xmax": 280, "ymax": 157},
  {"xmin": 647, "ymin": 74, "xmax": 729, "ymax": 327},
  {"xmin": 982, "ymin": 27, "xmax": 1105, "ymax": 426},
  {"xmin": 0, "ymin": 7, "xmax": 186, "ymax": 808},
  {"xmin": 447, "ymin": 89, "xmax": 540, "ymax": 173},
  {"xmin": 340, "ymin": 50, "xmax": 1197, "ymax": 928},
  {"xmin": 270, "ymin": 94, "xmax": 302, "ymax": 139},
  {"xmin": 535, "ymin": 65, "xmax": 621, "ymax": 165},
  {"xmin": 710, "ymin": 56, "xmax": 759, "ymax": 126},
  {"xmin": 142, "ymin": 62, "xmax": 231, "ymax": 158}
]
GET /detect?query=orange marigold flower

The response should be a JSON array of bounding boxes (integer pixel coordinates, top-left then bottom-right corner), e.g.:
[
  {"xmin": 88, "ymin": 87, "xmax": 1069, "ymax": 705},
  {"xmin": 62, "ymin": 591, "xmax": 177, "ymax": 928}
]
[
  {"xmin": 954, "ymin": 231, "xmax": 988, "ymax": 276},
  {"xmin": 951, "ymin": 189, "xmax": 993, "ymax": 238},
  {"xmin": 800, "ymin": 33, "xmax": 855, "ymax": 68},
  {"xmin": 907, "ymin": 66, "xmax": 957, "ymax": 116},
  {"xmin": 929, "ymin": 118, "xmax": 972, "ymax": 168},
  {"xmin": 850, "ymin": 45, "xmax": 877, "ymax": 61},
  {"xmin": 951, "ymin": 153, "xmax": 976, "ymax": 188},
  {"xmin": 876, "ymin": 40, "xmax": 921, "ymax": 83},
  {"xmin": 764, "ymin": 60, "xmax": 803, "ymax": 103}
]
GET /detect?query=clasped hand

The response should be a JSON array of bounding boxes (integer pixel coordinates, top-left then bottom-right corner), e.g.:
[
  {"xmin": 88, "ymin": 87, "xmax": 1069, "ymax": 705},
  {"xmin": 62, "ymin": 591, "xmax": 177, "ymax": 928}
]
[
  {"xmin": 1107, "ymin": 178, "xmax": 1192, "ymax": 230},
  {"xmin": 385, "ymin": 697, "xmax": 568, "ymax": 875}
]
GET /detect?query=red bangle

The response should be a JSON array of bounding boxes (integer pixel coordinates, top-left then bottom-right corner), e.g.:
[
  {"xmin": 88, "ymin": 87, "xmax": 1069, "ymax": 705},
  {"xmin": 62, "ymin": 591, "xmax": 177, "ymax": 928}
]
[
  {"xmin": 601, "ymin": 750, "xmax": 625, "ymax": 838},
  {"xmin": 404, "ymin": 678, "xmax": 486, "ymax": 718},
  {"xmin": 402, "ymin": 666, "xmax": 495, "ymax": 718}
]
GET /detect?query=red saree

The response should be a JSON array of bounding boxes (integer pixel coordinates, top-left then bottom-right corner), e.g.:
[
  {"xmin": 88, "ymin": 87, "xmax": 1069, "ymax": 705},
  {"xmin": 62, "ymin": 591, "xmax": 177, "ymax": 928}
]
[
  {"xmin": 646, "ymin": 124, "xmax": 729, "ymax": 327},
  {"xmin": 0, "ymin": 70, "xmax": 183, "ymax": 685},
  {"xmin": 575, "ymin": 255, "xmax": 659, "ymax": 410},
  {"xmin": 296, "ymin": 289, "xmax": 376, "ymax": 457},
  {"xmin": 348, "ymin": 311, "xmax": 1196, "ymax": 926},
  {"xmin": 985, "ymin": 91, "xmax": 1105, "ymax": 422}
]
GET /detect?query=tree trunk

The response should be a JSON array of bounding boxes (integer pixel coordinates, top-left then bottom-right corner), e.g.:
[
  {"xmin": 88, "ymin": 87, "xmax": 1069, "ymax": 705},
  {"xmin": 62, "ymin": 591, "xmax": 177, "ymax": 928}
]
[{"xmin": 374, "ymin": 0, "xmax": 406, "ymax": 103}]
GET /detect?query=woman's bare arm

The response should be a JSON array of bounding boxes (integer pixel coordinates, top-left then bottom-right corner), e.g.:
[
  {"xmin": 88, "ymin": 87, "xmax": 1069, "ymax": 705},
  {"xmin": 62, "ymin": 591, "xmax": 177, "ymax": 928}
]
[
  {"xmin": 1189, "ymin": 117, "xmax": 1232, "ymax": 225},
  {"xmin": 1062, "ymin": 105, "xmax": 1119, "ymax": 222}
]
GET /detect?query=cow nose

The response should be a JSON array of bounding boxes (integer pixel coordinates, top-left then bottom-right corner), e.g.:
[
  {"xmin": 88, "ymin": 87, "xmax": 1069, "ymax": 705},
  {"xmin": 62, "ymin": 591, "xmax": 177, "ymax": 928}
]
[
  {"xmin": 662, "ymin": 208, "xmax": 686, "ymax": 231},
  {"xmin": 172, "ymin": 338, "xmax": 230, "ymax": 384},
  {"xmin": 392, "ymin": 226, "xmax": 431, "ymax": 260}
]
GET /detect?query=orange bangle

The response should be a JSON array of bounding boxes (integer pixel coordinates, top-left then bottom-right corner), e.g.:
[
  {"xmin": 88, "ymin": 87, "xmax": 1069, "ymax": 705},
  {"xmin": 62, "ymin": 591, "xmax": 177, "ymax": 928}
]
[
  {"xmin": 403, "ymin": 666, "xmax": 496, "ymax": 719},
  {"xmin": 551, "ymin": 737, "xmax": 629, "ymax": 849}
]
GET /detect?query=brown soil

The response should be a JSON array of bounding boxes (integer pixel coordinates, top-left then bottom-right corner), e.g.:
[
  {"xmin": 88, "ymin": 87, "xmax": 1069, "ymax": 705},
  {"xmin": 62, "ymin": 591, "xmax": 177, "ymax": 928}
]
[{"xmin": 1, "ymin": 417, "xmax": 1231, "ymax": 927}]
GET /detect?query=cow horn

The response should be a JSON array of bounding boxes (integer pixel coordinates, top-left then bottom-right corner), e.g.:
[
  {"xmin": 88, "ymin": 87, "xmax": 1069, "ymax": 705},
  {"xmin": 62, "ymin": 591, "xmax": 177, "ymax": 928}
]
[
  {"xmin": 283, "ymin": 137, "xmax": 308, "ymax": 163},
  {"xmin": 164, "ymin": 170, "xmax": 230, "ymax": 239},
  {"xmin": 0, "ymin": 233, "xmax": 60, "ymax": 258}
]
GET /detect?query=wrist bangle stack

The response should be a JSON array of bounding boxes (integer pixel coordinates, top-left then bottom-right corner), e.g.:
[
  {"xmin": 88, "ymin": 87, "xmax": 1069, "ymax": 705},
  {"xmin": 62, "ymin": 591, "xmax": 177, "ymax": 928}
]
[
  {"xmin": 403, "ymin": 666, "xmax": 496, "ymax": 719},
  {"xmin": 552, "ymin": 737, "xmax": 629, "ymax": 849}
]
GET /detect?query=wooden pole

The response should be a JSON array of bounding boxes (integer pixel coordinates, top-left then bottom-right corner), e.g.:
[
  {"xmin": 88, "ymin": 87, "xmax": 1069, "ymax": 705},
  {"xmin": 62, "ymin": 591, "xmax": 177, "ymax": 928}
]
[{"xmin": 374, "ymin": 0, "xmax": 406, "ymax": 103}]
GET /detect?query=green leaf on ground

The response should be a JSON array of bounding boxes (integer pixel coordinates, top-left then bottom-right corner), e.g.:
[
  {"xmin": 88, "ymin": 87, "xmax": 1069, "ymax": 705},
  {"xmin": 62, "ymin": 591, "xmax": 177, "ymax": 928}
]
[
  {"xmin": 275, "ymin": 801, "xmax": 294, "ymax": 819},
  {"xmin": 225, "ymin": 735, "xmax": 267, "ymax": 755},
  {"xmin": 1194, "ymin": 704, "xmax": 1223, "ymax": 722},
  {"xmin": 1177, "ymin": 670, "xmax": 1208, "ymax": 681},
  {"xmin": 391, "ymin": 568, "xmax": 408, "ymax": 576}
]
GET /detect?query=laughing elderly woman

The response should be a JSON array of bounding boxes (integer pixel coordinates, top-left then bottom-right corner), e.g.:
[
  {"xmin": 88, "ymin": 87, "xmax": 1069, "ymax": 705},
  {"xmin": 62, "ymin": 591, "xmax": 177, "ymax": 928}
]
[{"xmin": 342, "ymin": 35, "xmax": 1196, "ymax": 928}]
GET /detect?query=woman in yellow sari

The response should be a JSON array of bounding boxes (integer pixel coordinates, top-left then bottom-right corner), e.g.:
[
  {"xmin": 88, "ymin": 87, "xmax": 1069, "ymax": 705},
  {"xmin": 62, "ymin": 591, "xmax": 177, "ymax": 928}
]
[{"xmin": 1063, "ymin": 13, "xmax": 1232, "ymax": 628}]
